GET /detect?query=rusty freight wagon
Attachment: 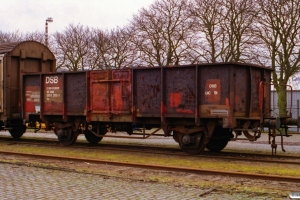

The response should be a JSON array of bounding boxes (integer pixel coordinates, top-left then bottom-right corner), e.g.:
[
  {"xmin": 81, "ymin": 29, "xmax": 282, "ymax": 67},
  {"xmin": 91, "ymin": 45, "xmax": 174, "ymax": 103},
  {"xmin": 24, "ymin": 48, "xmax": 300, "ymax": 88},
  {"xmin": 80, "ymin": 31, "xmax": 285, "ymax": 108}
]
[
  {"xmin": 22, "ymin": 63, "xmax": 300, "ymax": 154},
  {"xmin": 0, "ymin": 41, "xmax": 55, "ymax": 138}
]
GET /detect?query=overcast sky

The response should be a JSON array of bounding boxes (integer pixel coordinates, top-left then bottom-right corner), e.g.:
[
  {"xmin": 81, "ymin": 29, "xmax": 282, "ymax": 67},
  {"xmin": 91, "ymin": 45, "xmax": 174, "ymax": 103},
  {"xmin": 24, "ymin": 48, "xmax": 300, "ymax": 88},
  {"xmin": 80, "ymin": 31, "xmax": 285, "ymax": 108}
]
[{"xmin": 0, "ymin": 0, "xmax": 155, "ymax": 33}]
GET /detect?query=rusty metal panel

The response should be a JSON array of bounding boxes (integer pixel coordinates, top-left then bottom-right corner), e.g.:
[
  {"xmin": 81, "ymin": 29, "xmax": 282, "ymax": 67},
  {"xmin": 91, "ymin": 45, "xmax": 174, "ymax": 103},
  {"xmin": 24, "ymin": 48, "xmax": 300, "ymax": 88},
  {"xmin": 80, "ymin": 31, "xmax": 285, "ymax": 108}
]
[
  {"xmin": 234, "ymin": 66, "xmax": 249, "ymax": 114},
  {"xmin": 199, "ymin": 65, "xmax": 230, "ymax": 105},
  {"xmin": 164, "ymin": 67, "xmax": 196, "ymax": 116},
  {"xmin": 250, "ymin": 67, "xmax": 263, "ymax": 114},
  {"xmin": 204, "ymin": 79, "xmax": 220, "ymax": 103},
  {"xmin": 232, "ymin": 65, "xmax": 266, "ymax": 118},
  {"xmin": 134, "ymin": 68, "xmax": 161, "ymax": 116},
  {"xmin": 9, "ymin": 57, "xmax": 22, "ymax": 115},
  {"xmin": 111, "ymin": 70, "xmax": 132, "ymax": 114},
  {"xmin": 65, "ymin": 72, "xmax": 86, "ymax": 115},
  {"xmin": 24, "ymin": 72, "xmax": 87, "ymax": 119},
  {"xmin": 88, "ymin": 69, "xmax": 132, "ymax": 123},
  {"xmin": 43, "ymin": 74, "xmax": 63, "ymax": 114},
  {"xmin": 198, "ymin": 64, "xmax": 274, "ymax": 123},
  {"xmin": 0, "ymin": 56, "xmax": 3, "ymax": 113},
  {"xmin": 89, "ymin": 70, "xmax": 110, "ymax": 113},
  {"xmin": 23, "ymin": 75, "xmax": 41, "ymax": 120}
]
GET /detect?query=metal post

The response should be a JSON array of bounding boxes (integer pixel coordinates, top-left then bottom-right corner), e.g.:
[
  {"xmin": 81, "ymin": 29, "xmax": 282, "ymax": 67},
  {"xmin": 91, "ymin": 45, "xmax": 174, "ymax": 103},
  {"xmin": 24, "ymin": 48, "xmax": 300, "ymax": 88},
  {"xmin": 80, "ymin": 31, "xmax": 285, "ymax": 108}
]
[
  {"xmin": 45, "ymin": 17, "xmax": 53, "ymax": 47},
  {"xmin": 45, "ymin": 21, "xmax": 48, "ymax": 46},
  {"xmin": 297, "ymin": 100, "xmax": 299, "ymax": 132}
]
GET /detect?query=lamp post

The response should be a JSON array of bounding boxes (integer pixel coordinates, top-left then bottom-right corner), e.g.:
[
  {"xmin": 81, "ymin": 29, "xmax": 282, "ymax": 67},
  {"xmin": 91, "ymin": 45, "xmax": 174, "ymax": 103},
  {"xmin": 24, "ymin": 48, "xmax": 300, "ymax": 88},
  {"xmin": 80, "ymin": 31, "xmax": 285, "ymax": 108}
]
[{"xmin": 45, "ymin": 17, "xmax": 53, "ymax": 47}]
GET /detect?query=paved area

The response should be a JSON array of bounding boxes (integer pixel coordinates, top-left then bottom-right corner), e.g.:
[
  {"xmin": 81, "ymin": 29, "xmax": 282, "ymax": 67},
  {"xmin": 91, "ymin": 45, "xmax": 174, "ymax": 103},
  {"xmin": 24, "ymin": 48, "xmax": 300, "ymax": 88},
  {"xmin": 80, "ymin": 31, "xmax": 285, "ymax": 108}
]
[{"xmin": 0, "ymin": 162, "xmax": 286, "ymax": 200}]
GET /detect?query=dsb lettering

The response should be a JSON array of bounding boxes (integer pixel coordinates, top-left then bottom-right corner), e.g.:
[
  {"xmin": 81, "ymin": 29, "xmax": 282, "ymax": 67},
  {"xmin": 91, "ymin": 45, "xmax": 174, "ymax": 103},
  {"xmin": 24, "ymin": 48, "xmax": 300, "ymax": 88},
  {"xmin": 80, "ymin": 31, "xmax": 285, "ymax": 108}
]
[{"xmin": 46, "ymin": 76, "xmax": 58, "ymax": 84}]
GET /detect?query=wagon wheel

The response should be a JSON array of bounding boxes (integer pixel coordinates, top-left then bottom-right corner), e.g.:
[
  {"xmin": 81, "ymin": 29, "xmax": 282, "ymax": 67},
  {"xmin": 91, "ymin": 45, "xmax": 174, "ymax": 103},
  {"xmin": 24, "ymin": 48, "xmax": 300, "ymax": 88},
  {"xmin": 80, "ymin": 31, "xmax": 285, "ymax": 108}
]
[
  {"xmin": 84, "ymin": 124, "xmax": 107, "ymax": 144},
  {"xmin": 55, "ymin": 127, "xmax": 78, "ymax": 146},
  {"xmin": 172, "ymin": 131, "xmax": 179, "ymax": 143},
  {"xmin": 9, "ymin": 124, "xmax": 26, "ymax": 139},
  {"xmin": 179, "ymin": 132, "xmax": 206, "ymax": 155},
  {"xmin": 206, "ymin": 126, "xmax": 230, "ymax": 152},
  {"xmin": 206, "ymin": 138, "xmax": 229, "ymax": 152}
]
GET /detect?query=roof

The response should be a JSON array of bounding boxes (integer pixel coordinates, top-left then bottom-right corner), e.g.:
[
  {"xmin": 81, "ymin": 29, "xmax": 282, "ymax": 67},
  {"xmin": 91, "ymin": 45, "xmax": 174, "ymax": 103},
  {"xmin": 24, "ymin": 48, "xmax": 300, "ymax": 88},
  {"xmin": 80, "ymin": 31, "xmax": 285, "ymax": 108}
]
[
  {"xmin": 0, "ymin": 41, "xmax": 55, "ymax": 61},
  {"xmin": 0, "ymin": 41, "xmax": 21, "ymax": 54}
]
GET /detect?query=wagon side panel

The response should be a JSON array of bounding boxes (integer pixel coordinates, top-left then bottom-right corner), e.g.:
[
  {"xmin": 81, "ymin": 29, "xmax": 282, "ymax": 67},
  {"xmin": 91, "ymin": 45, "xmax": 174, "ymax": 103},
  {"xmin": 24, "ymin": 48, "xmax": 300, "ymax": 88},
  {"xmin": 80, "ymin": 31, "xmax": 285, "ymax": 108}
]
[
  {"xmin": 134, "ymin": 68, "xmax": 161, "ymax": 117},
  {"xmin": 89, "ymin": 69, "xmax": 132, "ymax": 122},
  {"xmin": 199, "ymin": 65, "xmax": 231, "ymax": 117},
  {"xmin": 234, "ymin": 66, "xmax": 250, "ymax": 117},
  {"xmin": 65, "ymin": 72, "xmax": 87, "ymax": 115},
  {"xmin": 111, "ymin": 70, "xmax": 132, "ymax": 114},
  {"xmin": 23, "ymin": 75, "xmax": 41, "ymax": 121},
  {"xmin": 164, "ymin": 66, "xmax": 196, "ymax": 117},
  {"xmin": 42, "ymin": 74, "xmax": 64, "ymax": 115},
  {"xmin": 89, "ymin": 71, "xmax": 110, "ymax": 113}
]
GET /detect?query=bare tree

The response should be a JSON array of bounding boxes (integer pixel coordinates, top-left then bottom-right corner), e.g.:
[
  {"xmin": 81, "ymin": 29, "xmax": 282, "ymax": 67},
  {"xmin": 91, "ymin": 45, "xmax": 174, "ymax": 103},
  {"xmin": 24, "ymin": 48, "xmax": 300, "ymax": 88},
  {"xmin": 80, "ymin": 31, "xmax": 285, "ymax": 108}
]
[
  {"xmin": 255, "ymin": 0, "xmax": 300, "ymax": 117},
  {"xmin": 130, "ymin": 0, "xmax": 192, "ymax": 66},
  {"xmin": 189, "ymin": 0, "xmax": 223, "ymax": 63},
  {"xmin": 220, "ymin": 0, "xmax": 258, "ymax": 62},
  {"xmin": 190, "ymin": 0, "xmax": 258, "ymax": 63},
  {"xmin": 53, "ymin": 24, "xmax": 92, "ymax": 71},
  {"xmin": 23, "ymin": 31, "xmax": 44, "ymax": 43},
  {"xmin": 92, "ymin": 27, "xmax": 137, "ymax": 69},
  {"xmin": 0, "ymin": 30, "xmax": 23, "ymax": 43},
  {"xmin": 0, "ymin": 30, "xmax": 53, "ymax": 48}
]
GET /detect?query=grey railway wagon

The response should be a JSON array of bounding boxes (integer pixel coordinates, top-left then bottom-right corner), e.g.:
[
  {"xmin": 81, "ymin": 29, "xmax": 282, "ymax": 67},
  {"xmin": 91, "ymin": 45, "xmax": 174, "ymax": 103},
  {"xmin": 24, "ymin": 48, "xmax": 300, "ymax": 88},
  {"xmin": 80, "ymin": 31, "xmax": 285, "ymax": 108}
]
[{"xmin": 22, "ymin": 63, "xmax": 300, "ymax": 154}]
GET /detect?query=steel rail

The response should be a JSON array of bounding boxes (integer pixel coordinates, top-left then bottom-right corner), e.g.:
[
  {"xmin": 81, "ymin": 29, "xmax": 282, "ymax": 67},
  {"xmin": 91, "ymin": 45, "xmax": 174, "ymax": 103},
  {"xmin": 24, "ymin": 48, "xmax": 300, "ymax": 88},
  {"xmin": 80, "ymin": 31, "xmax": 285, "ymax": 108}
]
[
  {"xmin": 0, "ymin": 150, "xmax": 299, "ymax": 183},
  {"xmin": 0, "ymin": 138, "xmax": 299, "ymax": 165}
]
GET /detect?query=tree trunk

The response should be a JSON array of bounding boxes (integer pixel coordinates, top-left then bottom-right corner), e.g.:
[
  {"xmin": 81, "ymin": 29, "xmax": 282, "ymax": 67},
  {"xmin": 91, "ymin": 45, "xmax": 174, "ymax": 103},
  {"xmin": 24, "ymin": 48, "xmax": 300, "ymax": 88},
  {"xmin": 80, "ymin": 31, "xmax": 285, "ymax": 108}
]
[{"xmin": 276, "ymin": 85, "xmax": 288, "ymax": 117}]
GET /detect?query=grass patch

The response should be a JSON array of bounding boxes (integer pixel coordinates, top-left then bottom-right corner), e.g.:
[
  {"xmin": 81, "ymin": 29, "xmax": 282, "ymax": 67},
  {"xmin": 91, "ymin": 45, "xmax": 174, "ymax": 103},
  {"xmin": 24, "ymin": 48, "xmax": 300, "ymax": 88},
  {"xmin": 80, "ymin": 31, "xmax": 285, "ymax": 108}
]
[{"xmin": 0, "ymin": 142, "xmax": 299, "ymax": 177}]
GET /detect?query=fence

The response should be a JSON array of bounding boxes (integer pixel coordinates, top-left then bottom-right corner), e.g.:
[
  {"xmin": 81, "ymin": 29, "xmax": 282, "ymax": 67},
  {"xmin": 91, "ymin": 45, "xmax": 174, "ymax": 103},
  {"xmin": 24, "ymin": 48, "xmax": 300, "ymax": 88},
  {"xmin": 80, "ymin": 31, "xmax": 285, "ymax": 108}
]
[{"xmin": 271, "ymin": 90, "xmax": 300, "ymax": 131}]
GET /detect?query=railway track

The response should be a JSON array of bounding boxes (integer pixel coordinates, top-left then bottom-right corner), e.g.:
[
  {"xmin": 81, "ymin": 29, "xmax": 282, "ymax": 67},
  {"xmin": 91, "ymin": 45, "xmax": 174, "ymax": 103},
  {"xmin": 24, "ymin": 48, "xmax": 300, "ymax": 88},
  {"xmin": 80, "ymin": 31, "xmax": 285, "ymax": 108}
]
[
  {"xmin": 0, "ymin": 137, "xmax": 300, "ymax": 166},
  {"xmin": 0, "ymin": 150, "xmax": 300, "ymax": 183}
]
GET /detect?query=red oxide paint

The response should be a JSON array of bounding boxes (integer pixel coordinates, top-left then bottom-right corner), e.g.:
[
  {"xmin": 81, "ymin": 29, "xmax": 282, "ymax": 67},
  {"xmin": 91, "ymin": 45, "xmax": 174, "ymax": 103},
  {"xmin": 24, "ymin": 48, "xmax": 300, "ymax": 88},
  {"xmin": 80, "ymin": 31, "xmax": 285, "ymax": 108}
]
[{"xmin": 170, "ymin": 92, "xmax": 182, "ymax": 107}]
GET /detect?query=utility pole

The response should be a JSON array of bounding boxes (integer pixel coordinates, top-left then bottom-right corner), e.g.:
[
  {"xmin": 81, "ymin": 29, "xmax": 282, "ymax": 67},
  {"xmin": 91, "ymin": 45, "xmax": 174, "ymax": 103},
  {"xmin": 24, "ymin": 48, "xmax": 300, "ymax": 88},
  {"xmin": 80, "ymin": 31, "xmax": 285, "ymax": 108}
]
[{"xmin": 45, "ymin": 17, "xmax": 53, "ymax": 47}]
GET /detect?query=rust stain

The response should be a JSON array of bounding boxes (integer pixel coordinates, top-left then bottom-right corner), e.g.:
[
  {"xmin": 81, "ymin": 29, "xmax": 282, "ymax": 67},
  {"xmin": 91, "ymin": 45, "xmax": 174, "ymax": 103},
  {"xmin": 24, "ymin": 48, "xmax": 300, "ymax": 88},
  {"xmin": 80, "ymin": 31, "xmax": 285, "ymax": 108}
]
[
  {"xmin": 112, "ymin": 83, "xmax": 123, "ymax": 112},
  {"xmin": 170, "ymin": 92, "xmax": 182, "ymax": 107},
  {"xmin": 161, "ymin": 102, "xmax": 167, "ymax": 116},
  {"xmin": 175, "ymin": 108, "xmax": 193, "ymax": 114},
  {"xmin": 225, "ymin": 98, "xmax": 230, "ymax": 106}
]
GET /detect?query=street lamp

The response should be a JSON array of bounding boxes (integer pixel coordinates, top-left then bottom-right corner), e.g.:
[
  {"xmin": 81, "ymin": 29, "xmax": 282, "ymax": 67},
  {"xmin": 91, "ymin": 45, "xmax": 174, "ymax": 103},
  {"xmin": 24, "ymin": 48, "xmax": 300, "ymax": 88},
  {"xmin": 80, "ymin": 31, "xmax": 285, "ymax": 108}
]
[{"xmin": 45, "ymin": 17, "xmax": 53, "ymax": 47}]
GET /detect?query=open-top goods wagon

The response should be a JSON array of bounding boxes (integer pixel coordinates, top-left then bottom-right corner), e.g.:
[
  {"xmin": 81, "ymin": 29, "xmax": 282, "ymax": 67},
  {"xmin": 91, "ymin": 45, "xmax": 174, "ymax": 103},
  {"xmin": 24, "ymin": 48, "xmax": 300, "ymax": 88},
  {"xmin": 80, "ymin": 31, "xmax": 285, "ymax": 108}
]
[{"xmin": 22, "ymin": 63, "xmax": 300, "ymax": 154}]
